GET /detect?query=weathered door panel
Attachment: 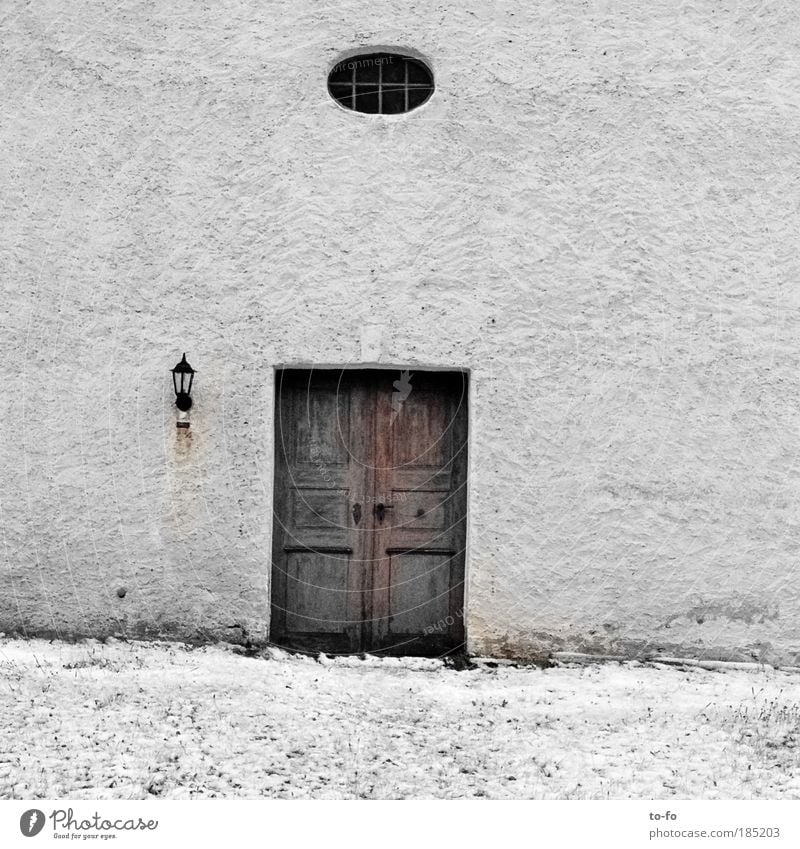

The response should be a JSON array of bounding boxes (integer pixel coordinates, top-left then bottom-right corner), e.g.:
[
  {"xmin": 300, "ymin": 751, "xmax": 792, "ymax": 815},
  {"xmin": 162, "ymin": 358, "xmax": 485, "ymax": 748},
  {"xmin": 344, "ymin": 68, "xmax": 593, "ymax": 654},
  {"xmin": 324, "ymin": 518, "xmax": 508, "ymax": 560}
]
[
  {"xmin": 372, "ymin": 371, "xmax": 468, "ymax": 654},
  {"xmin": 271, "ymin": 369, "xmax": 467, "ymax": 655},
  {"xmin": 271, "ymin": 371, "xmax": 373, "ymax": 653}
]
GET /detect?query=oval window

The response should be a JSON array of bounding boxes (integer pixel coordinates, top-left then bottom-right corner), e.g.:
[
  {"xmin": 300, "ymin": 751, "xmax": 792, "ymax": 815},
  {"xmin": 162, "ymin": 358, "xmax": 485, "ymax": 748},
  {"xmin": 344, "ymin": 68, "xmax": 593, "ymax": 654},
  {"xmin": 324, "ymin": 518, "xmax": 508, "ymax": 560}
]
[{"xmin": 328, "ymin": 52, "xmax": 434, "ymax": 114}]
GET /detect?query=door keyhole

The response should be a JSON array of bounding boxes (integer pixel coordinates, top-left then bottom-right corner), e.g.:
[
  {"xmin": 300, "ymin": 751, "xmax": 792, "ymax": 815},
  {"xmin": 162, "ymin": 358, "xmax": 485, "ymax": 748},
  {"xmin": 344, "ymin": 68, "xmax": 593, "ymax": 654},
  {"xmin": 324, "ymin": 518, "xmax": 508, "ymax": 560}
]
[
  {"xmin": 374, "ymin": 502, "xmax": 394, "ymax": 523},
  {"xmin": 352, "ymin": 503, "xmax": 362, "ymax": 525}
]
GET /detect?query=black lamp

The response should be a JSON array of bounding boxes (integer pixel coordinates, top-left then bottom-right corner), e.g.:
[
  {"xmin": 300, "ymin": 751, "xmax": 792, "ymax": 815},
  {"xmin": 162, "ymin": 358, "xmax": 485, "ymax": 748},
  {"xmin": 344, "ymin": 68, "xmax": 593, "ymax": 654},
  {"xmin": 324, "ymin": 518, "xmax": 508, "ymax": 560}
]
[{"xmin": 171, "ymin": 353, "xmax": 196, "ymax": 412}]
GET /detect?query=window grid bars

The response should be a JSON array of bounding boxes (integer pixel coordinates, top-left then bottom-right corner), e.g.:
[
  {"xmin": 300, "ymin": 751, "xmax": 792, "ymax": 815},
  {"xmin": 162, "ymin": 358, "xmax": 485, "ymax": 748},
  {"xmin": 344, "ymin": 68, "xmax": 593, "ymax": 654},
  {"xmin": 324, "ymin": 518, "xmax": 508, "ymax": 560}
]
[{"xmin": 332, "ymin": 57, "xmax": 433, "ymax": 113}]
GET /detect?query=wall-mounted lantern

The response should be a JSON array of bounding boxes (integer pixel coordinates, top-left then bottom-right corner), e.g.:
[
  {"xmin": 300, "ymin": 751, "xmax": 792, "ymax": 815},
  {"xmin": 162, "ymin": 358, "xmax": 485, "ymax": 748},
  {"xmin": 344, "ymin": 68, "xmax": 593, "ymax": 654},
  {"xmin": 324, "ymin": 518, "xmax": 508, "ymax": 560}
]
[{"xmin": 171, "ymin": 354, "xmax": 196, "ymax": 428}]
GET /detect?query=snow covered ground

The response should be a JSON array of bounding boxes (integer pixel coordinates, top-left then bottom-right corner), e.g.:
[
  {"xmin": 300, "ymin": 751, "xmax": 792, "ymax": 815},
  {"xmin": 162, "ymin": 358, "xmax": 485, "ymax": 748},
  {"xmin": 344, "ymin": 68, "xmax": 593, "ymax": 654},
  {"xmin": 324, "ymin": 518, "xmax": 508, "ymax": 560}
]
[{"xmin": 1, "ymin": 638, "xmax": 798, "ymax": 799}]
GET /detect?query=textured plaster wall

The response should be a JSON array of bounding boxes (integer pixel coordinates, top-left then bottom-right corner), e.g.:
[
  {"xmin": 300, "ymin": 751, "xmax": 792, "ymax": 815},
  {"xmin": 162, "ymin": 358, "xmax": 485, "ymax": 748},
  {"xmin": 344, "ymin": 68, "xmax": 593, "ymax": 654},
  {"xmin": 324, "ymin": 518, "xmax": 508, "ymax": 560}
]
[{"xmin": 2, "ymin": 0, "xmax": 800, "ymax": 662}]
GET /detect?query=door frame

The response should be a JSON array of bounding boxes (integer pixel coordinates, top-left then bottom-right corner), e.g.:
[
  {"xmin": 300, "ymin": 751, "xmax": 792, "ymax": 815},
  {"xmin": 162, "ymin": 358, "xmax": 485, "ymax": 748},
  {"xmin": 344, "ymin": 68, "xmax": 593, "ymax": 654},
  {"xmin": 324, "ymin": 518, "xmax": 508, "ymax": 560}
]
[{"xmin": 266, "ymin": 363, "xmax": 473, "ymax": 653}]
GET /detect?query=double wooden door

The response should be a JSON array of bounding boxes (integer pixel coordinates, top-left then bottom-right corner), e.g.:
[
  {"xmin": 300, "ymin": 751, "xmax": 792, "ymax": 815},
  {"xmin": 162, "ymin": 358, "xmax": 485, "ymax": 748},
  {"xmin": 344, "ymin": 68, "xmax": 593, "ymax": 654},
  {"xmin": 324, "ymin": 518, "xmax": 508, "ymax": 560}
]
[{"xmin": 270, "ymin": 369, "xmax": 468, "ymax": 655}]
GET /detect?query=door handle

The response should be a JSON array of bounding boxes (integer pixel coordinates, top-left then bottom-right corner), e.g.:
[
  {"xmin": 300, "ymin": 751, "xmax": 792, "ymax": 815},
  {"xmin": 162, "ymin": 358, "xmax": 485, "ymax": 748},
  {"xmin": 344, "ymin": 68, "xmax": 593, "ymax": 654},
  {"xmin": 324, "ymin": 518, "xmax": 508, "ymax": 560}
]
[
  {"xmin": 374, "ymin": 502, "xmax": 394, "ymax": 523},
  {"xmin": 352, "ymin": 503, "xmax": 362, "ymax": 525}
]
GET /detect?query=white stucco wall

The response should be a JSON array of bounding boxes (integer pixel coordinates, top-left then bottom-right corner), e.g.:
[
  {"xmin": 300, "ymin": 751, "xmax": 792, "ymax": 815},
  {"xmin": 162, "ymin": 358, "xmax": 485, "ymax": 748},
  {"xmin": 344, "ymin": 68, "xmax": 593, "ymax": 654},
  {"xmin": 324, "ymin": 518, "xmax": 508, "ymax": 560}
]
[{"xmin": 2, "ymin": 0, "xmax": 799, "ymax": 662}]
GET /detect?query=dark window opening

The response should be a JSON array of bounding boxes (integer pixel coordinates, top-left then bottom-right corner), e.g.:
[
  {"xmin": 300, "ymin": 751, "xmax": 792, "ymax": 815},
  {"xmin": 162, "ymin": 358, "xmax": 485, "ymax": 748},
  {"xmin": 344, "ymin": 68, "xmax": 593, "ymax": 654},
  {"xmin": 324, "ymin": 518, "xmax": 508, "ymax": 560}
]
[{"xmin": 328, "ymin": 52, "xmax": 434, "ymax": 115}]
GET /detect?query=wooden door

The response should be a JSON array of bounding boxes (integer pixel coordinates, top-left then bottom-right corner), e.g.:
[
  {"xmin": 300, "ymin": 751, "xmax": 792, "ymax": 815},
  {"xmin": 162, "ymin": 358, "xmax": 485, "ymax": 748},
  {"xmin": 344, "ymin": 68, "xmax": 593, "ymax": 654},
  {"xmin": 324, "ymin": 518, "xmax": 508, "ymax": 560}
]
[{"xmin": 270, "ymin": 369, "xmax": 468, "ymax": 655}]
